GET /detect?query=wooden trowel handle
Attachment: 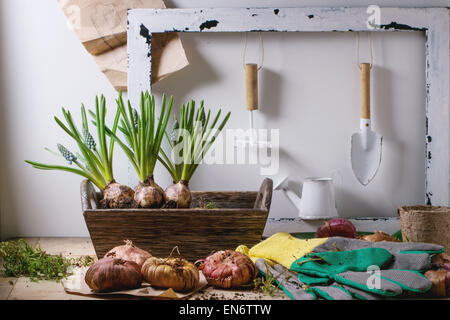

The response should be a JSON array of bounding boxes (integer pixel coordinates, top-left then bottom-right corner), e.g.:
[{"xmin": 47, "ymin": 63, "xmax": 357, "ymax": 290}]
[
  {"xmin": 245, "ymin": 63, "xmax": 258, "ymax": 111},
  {"xmin": 361, "ymin": 63, "xmax": 370, "ymax": 119}
]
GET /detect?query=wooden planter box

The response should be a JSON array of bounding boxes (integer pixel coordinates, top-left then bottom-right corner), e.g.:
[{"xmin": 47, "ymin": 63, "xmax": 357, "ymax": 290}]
[{"xmin": 81, "ymin": 178, "xmax": 272, "ymax": 261}]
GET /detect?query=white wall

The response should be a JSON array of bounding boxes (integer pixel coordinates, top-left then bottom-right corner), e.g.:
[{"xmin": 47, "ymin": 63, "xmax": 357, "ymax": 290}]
[{"xmin": 0, "ymin": 0, "xmax": 445, "ymax": 239}]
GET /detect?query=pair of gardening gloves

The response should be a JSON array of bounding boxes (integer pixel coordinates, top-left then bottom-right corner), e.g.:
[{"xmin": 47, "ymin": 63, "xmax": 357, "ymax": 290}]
[{"xmin": 237, "ymin": 232, "xmax": 444, "ymax": 300}]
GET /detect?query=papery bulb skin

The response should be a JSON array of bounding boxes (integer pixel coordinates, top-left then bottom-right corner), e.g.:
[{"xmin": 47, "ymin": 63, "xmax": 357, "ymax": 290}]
[
  {"xmin": 425, "ymin": 269, "xmax": 450, "ymax": 297},
  {"xmin": 197, "ymin": 250, "xmax": 257, "ymax": 289},
  {"xmin": 85, "ymin": 257, "xmax": 142, "ymax": 292},
  {"xmin": 104, "ymin": 240, "xmax": 152, "ymax": 268},
  {"xmin": 134, "ymin": 176, "xmax": 164, "ymax": 208},
  {"xmin": 431, "ymin": 254, "xmax": 450, "ymax": 271},
  {"xmin": 315, "ymin": 218, "xmax": 357, "ymax": 238},
  {"xmin": 101, "ymin": 181, "xmax": 135, "ymax": 208},
  {"xmin": 164, "ymin": 180, "xmax": 191, "ymax": 208},
  {"xmin": 357, "ymin": 230, "xmax": 399, "ymax": 242},
  {"xmin": 141, "ymin": 257, "xmax": 199, "ymax": 292}
]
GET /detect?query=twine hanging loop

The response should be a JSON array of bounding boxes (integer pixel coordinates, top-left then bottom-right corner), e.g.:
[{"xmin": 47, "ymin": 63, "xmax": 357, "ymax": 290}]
[
  {"xmin": 243, "ymin": 32, "xmax": 264, "ymax": 70},
  {"xmin": 356, "ymin": 32, "xmax": 373, "ymax": 69}
]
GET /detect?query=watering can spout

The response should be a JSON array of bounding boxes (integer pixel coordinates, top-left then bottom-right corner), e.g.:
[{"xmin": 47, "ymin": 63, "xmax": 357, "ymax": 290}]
[
  {"xmin": 282, "ymin": 189, "xmax": 303, "ymax": 211},
  {"xmin": 274, "ymin": 176, "xmax": 302, "ymax": 211}
]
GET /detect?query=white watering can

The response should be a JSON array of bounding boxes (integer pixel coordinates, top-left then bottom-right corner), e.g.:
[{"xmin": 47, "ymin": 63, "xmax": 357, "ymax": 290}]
[{"xmin": 274, "ymin": 176, "xmax": 338, "ymax": 220}]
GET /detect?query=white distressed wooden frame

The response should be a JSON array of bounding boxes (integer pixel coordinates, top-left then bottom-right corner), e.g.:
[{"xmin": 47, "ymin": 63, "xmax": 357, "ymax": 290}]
[{"xmin": 127, "ymin": 7, "xmax": 450, "ymax": 206}]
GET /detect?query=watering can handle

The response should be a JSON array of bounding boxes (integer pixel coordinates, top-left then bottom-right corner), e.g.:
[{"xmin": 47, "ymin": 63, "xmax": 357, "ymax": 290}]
[
  {"xmin": 360, "ymin": 63, "xmax": 371, "ymax": 119},
  {"xmin": 254, "ymin": 178, "xmax": 273, "ymax": 210}
]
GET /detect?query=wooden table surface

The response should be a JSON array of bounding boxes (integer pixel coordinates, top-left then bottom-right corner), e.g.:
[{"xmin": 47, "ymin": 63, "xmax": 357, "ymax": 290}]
[
  {"xmin": 0, "ymin": 237, "xmax": 288, "ymax": 300},
  {"xmin": 1, "ymin": 237, "xmax": 447, "ymax": 300}
]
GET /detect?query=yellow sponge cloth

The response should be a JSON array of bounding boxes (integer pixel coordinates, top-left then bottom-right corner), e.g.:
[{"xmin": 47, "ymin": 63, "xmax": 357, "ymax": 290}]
[
  {"xmin": 235, "ymin": 245, "xmax": 250, "ymax": 256},
  {"xmin": 238, "ymin": 232, "xmax": 327, "ymax": 269}
]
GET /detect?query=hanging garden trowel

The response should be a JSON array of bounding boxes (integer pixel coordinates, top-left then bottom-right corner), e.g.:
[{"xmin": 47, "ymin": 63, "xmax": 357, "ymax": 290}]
[
  {"xmin": 235, "ymin": 63, "xmax": 271, "ymax": 149},
  {"xmin": 351, "ymin": 63, "xmax": 382, "ymax": 186}
]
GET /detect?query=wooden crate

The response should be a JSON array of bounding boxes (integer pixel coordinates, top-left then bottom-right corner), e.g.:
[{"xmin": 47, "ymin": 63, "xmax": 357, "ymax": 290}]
[{"xmin": 81, "ymin": 178, "xmax": 272, "ymax": 261}]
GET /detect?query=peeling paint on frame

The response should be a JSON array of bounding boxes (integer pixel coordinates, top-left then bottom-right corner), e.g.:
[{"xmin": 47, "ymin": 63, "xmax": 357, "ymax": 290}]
[{"xmin": 127, "ymin": 7, "xmax": 450, "ymax": 206}]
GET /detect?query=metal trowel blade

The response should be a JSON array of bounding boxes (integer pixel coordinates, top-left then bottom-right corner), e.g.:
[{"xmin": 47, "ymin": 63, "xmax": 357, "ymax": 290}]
[{"xmin": 351, "ymin": 130, "xmax": 383, "ymax": 186}]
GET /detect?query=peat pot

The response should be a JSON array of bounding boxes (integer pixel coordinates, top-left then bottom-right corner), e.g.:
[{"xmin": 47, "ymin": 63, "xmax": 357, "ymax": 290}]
[{"xmin": 398, "ymin": 205, "xmax": 450, "ymax": 253}]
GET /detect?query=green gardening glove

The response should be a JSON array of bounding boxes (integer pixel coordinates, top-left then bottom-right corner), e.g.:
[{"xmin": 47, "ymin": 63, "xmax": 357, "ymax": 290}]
[
  {"xmin": 255, "ymin": 258, "xmax": 381, "ymax": 300},
  {"xmin": 255, "ymin": 258, "xmax": 316, "ymax": 300},
  {"xmin": 312, "ymin": 237, "xmax": 444, "ymax": 271},
  {"xmin": 311, "ymin": 281, "xmax": 382, "ymax": 300},
  {"xmin": 291, "ymin": 247, "xmax": 435, "ymax": 297}
]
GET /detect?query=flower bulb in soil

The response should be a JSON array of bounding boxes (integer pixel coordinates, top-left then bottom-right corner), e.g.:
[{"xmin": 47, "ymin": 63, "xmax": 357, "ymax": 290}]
[
  {"xmin": 134, "ymin": 177, "xmax": 164, "ymax": 208},
  {"xmin": 164, "ymin": 180, "xmax": 191, "ymax": 208},
  {"xmin": 101, "ymin": 181, "xmax": 135, "ymax": 208}
]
